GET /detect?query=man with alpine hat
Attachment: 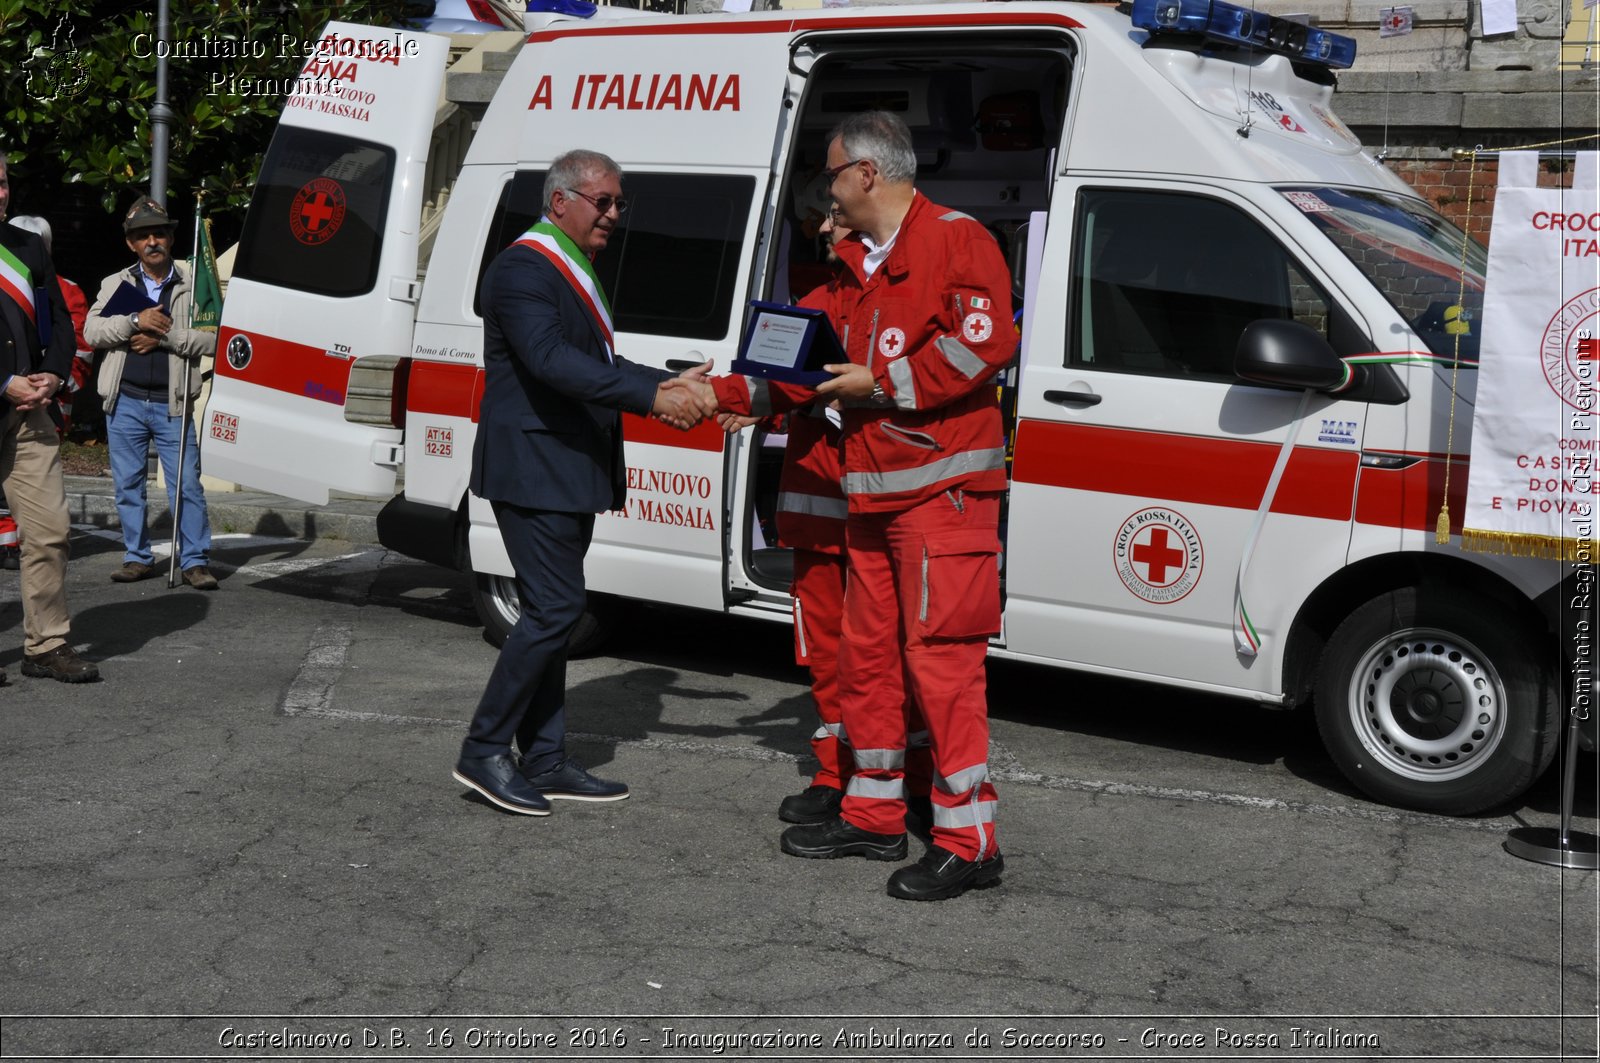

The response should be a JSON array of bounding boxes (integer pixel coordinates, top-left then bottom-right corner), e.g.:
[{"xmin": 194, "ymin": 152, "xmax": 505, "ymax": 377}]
[{"xmin": 85, "ymin": 196, "xmax": 217, "ymax": 591}]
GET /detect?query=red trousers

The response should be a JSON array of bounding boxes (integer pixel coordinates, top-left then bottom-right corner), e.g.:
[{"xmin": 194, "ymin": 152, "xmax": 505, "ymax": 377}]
[
  {"xmin": 794, "ymin": 548, "xmax": 933, "ymax": 795},
  {"xmin": 838, "ymin": 490, "xmax": 1001, "ymax": 861},
  {"xmin": 793, "ymin": 549, "xmax": 850, "ymax": 790}
]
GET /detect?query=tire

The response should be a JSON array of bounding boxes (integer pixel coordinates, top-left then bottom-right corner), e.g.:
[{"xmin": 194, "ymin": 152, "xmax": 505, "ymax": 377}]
[
  {"xmin": 1313, "ymin": 587, "xmax": 1559, "ymax": 815},
  {"xmin": 469, "ymin": 572, "xmax": 621, "ymax": 657}
]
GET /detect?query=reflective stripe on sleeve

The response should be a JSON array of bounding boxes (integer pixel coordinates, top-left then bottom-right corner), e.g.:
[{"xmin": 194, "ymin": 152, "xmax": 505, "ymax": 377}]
[
  {"xmin": 748, "ymin": 378, "xmax": 772, "ymax": 417},
  {"xmin": 843, "ymin": 447, "xmax": 1006, "ymax": 497},
  {"xmin": 934, "ymin": 763, "xmax": 989, "ymax": 794},
  {"xmin": 777, "ymin": 490, "xmax": 849, "ymax": 520},
  {"xmin": 887, "ymin": 356, "xmax": 918, "ymax": 410},
  {"xmin": 932, "ymin": 798, "xmax": 997, "ymax": 829},
  {"xmin": 846, "ymin": 775, "xmax": 905, "ymax": 800},
  {"xmin": 939, "ymin": 210, "xmax": 977, "ymax": 224},
  {"xmin": 936, "ymin": 336, "xmax": 990, "ymax": 380},
  {"xmin": 852, "ymin": 747, "xmax": 905, "ymax": 771}
]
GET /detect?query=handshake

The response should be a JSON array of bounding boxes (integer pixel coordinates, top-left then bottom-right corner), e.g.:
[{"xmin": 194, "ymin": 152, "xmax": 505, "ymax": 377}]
[{"xmin": 651, "ymin": 360, "xmax": 721, "ymax": 431}]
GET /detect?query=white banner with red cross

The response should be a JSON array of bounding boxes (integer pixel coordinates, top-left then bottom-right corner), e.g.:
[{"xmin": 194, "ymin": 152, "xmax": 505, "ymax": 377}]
[{"xmin": 1463, "ymin": 151, "xmax": 1600, "ymax": 558}]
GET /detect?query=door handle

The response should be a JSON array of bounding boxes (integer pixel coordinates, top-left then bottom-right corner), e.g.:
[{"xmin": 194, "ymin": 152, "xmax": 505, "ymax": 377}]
[
  {"xmin": 1044, "ymin": 388, "xmax": 1102, "ymax": 407},
  {"xmin": 667, "ymin": 358, "xmax": 708, "ymax": 371}
]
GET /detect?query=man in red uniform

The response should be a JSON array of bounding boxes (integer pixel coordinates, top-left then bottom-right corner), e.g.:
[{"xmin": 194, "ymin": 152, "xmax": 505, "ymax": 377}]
[
  {"xmin": 709, "ymin": 217, "xmax": 933, "ymax": 827},
  {"xmin": 781, "ymin": 111, "xmax": 1015, "ymax": 901}
]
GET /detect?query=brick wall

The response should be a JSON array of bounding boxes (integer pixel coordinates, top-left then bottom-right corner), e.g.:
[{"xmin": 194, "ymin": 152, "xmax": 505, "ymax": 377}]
[{"xmin": 1386, "ymin": 156, "xmax": 1581, "ymax": 245}]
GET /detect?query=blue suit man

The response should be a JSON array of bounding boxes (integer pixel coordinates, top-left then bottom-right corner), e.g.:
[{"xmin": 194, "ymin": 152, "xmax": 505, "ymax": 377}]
[{"xmin": 453, "ymin": 149, "xmax": 711, "ymax": 816}]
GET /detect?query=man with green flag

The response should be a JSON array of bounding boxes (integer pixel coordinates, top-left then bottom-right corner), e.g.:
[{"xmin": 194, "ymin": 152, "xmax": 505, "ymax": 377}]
[{"xmin": 450, "ymin": 148, "xmax": 715, "ymax": 816}]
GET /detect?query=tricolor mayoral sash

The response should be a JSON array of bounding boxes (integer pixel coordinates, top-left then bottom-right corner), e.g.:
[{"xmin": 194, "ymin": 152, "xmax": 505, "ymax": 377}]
[
  {"xmin": 1463, "ymin": 151, "xmax": 1600, "ymax": 559},
  {"xmin": 0, "ymin": 241, "xmax": 38, "ymax": 331},
  {"xmin": 513, "ymin": 220, "xmax": 614, "ymax": 362}
]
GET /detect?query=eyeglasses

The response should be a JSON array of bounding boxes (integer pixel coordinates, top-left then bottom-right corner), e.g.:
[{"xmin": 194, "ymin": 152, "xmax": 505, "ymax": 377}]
[
  {"xmin": 822, "ymin": 158, "xmax": 866, "ymax": 186},
  {"xmin": 565, "ymin": 188, "xmax": 628, "ymax": 215}
]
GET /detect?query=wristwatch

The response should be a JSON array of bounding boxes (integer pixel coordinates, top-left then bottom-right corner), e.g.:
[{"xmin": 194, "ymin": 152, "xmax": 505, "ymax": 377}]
[
  {"xmin": 870, "ymin": 381, "xmax": 888, "ymax": 405},
  {"xmin": 128, "ymin": 312, "xmax": 141, "ymax": 330}
]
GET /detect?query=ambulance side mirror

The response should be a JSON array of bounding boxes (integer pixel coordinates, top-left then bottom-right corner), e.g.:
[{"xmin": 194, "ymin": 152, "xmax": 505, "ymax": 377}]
[{"xmin": 1234, "ymin": 319, "xmax": 1353, "ymax": 393}]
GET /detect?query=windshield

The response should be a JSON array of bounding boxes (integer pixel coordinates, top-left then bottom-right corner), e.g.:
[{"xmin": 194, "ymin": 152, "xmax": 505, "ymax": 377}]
[{"xmin": 1280, "ymin": 186, "xmax": 1486, "ymax": 361}]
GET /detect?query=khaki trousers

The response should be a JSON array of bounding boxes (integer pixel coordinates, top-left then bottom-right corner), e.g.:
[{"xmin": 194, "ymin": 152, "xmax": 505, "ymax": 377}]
[{"xmin": 1, "ymin": 406, "xmax": 71, "ymax": 655}]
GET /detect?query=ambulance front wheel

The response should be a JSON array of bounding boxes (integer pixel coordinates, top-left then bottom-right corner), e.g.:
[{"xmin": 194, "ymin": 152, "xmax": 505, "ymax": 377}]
[
  {"xmin": 1313, "ymin": 587, "xmax": 1559, "ymax": 816},
  {"xmin": 471, "ymin": 573, "xmax": 620, "ymax": 657}
]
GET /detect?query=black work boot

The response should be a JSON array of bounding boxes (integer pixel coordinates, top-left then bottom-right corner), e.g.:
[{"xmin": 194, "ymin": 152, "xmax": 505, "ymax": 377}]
[
  {"xmin": 778, "ymin": 784, "xmax": 843, "ymax": 824},
  {"xmin": 780, "ymin": 817, "xmax": 907, "ymax": 861},
  {"xmin": 886, "ymin": 846, "xmax": 1004, "ymax": 901}
]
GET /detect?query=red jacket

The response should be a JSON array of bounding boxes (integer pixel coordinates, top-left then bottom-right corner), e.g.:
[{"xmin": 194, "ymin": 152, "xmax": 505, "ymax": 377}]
[
  {"xmin": 822, "ymin": 193, "xmax": 1016, "ymax": 514},
  {"xmin": 713, "ymin": 285, "xmax": 847, "ymax": 555}
]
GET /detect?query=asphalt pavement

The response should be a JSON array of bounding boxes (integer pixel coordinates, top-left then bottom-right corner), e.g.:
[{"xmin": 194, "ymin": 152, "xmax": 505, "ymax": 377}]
[{"xmin": 5, "ymin": 474, "xmax": 1594, "ymax": 1062}]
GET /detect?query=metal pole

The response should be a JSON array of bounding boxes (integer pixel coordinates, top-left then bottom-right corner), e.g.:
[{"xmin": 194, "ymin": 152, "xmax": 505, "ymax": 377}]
[
  {"xmin": 168, "ymin": 383, "xmax": 191, "ymax": 589},
  {"xmin": 149, "ymin": 0, "xmax": 173, "ymax": 203},
  {"xmin": 1505, "ymin": 511, "xmax": 1599, "ymax": 867},
  {"xmin": 165, "ymin": 199, "xmax": 203, "ymax": 590}
]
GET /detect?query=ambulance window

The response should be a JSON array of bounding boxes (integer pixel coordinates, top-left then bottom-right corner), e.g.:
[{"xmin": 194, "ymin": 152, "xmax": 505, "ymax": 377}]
[
  {"xmin": 474, "ymin": 172, "xmax": 548, "ymax": 317},
  {"xmin": 597, "ymin": 172, "xmax": 755, "ymax": 341},
  {"xmin": 1071, "ymin": 190, "xmax": 1334, "ymax": 380},
  {"xmin": 233, "ymin": 128, "xmax": 394, "ymax": 298},
  {"xmin": 473, "ymin": 172, "xmax": 754, "ymax": 342}
]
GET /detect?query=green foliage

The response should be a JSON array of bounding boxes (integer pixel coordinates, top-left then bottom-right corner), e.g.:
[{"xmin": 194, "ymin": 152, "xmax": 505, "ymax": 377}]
[{"xmin": 2, "ymin": 0, "xmax": 420, "ymax": 223}]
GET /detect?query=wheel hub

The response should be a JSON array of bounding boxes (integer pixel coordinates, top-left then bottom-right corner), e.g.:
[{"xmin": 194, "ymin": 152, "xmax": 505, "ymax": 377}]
[{"xmin": 1349, "ymin": 629, "xmax": 1506, "ymax": 782}]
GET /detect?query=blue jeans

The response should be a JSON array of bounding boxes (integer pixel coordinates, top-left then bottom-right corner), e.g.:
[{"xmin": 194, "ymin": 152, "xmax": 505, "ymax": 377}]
[{"xmin": 107, "ymin": 395, "xmax": 211, "ymax": 570}]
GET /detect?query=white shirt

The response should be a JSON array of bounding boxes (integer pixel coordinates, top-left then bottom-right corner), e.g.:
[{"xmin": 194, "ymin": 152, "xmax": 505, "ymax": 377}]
[{"xmin": 860, "ymin": 227, "xmax": 901, "ymax": 279}]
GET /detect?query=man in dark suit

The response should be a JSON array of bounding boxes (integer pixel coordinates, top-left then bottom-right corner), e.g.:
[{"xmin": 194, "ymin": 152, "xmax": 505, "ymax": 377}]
[
  {"xmin": 0, "ymin": 151, "xmax": 99, "ymax": 684},
  {"xmin": 452, "ymin": 148, "xmax": 711, "ymax": 816}
]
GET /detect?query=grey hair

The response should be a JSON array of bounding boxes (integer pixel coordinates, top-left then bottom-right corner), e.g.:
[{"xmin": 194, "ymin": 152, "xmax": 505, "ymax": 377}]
[
  {"xmin": 544, "ymin": 149, "xmax": 623, "ymax": 212},
  {"xmin": 9, "ymin": 214, "xmax": 51, "ymax": 252},
  {"xmin": 827, "ymin": 111, "xmax": 917, "ymax": 184}
]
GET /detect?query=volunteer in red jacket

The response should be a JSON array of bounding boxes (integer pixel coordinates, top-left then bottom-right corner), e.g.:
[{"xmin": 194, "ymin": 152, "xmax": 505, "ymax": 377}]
[
  {"xmin": 709, "ymin": 216, "xmax": 934, "ymax": 828},
  {"xmin": 711, "ymin": 247, "xmax": 854, "ymax": 822},
  {"xmin": 779, "ymin": 110, "xmax": 1014, "ymax": 901}
]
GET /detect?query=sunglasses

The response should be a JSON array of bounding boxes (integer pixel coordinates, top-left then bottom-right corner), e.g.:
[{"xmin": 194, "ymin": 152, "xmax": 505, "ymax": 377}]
[
  {"xmin": 565, "ymin": 188, "xmax": 629, "ymax": 215},
  {"xmin": 821, "ymin": 158, "xmax": 866, "ymax": 186}
]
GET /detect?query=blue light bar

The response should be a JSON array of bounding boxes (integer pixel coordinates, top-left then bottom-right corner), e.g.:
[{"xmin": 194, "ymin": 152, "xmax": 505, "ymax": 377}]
[{"xmin": 1130, "ymin": 0, "xmax": 1358, "ymax": 69}]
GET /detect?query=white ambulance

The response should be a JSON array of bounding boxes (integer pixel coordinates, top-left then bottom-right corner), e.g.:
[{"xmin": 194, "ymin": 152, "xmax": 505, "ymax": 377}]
[{"xmin": 205, "ymin": 0, "xmax": 1585, "ymax": 816}]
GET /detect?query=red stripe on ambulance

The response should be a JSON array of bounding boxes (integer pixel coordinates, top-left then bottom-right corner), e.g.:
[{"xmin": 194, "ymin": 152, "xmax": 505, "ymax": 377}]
[
  {"xmin": 408, "ymin": 360, "xmax": 481, "ymax": 422},
  {"xmin": 391, "ymin": 358, "xmax": 725, "ymax": 452},
  {"xmin": 1010, "ymin": 421, "xmax": 1358, "ymax": 521},
  {"xmin": 1353, "ymin": 455, "xmax": 1470, "ymax": 535},
  {"xmin": 215, "ymin": 327, "xmax": 352, "ymax": 406}
]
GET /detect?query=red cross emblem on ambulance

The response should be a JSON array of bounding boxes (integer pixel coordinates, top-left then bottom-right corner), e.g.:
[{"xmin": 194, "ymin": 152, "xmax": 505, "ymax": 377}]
[
  {"xmin": 1114, "ymin": 508, "xmax": 1204, "ymax": 605},
  {"xmin": 289, "ymin": 177, "xmax": 348, "ymax": 247}
]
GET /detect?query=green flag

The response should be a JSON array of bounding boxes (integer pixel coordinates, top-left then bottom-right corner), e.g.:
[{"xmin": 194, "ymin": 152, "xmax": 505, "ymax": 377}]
[{"xmin": 190, "ymin": 213, "xmax": 222, "ymax": 331}]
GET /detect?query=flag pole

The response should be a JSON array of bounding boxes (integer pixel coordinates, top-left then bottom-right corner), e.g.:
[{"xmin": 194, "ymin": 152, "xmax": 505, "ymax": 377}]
[{"xmin": 167, "ymin": 192, "xmax": 203, "ymax": 589}]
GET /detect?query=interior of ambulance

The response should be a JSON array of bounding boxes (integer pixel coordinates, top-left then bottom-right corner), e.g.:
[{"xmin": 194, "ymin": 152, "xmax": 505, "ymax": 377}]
[{"xmin": 742, "ymin": 40, "xmax": 1072, "ymax": 594}]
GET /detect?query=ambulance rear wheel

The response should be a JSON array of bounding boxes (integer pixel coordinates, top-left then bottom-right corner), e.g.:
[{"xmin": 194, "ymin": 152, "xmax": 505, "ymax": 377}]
[
  {"xmin": 1313, "ymin": 587, "xmax": 1558, "ymax": 815},
  {"xmin": 471, "ymin": 573, "xmax": 619, "ymax": 657}
]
